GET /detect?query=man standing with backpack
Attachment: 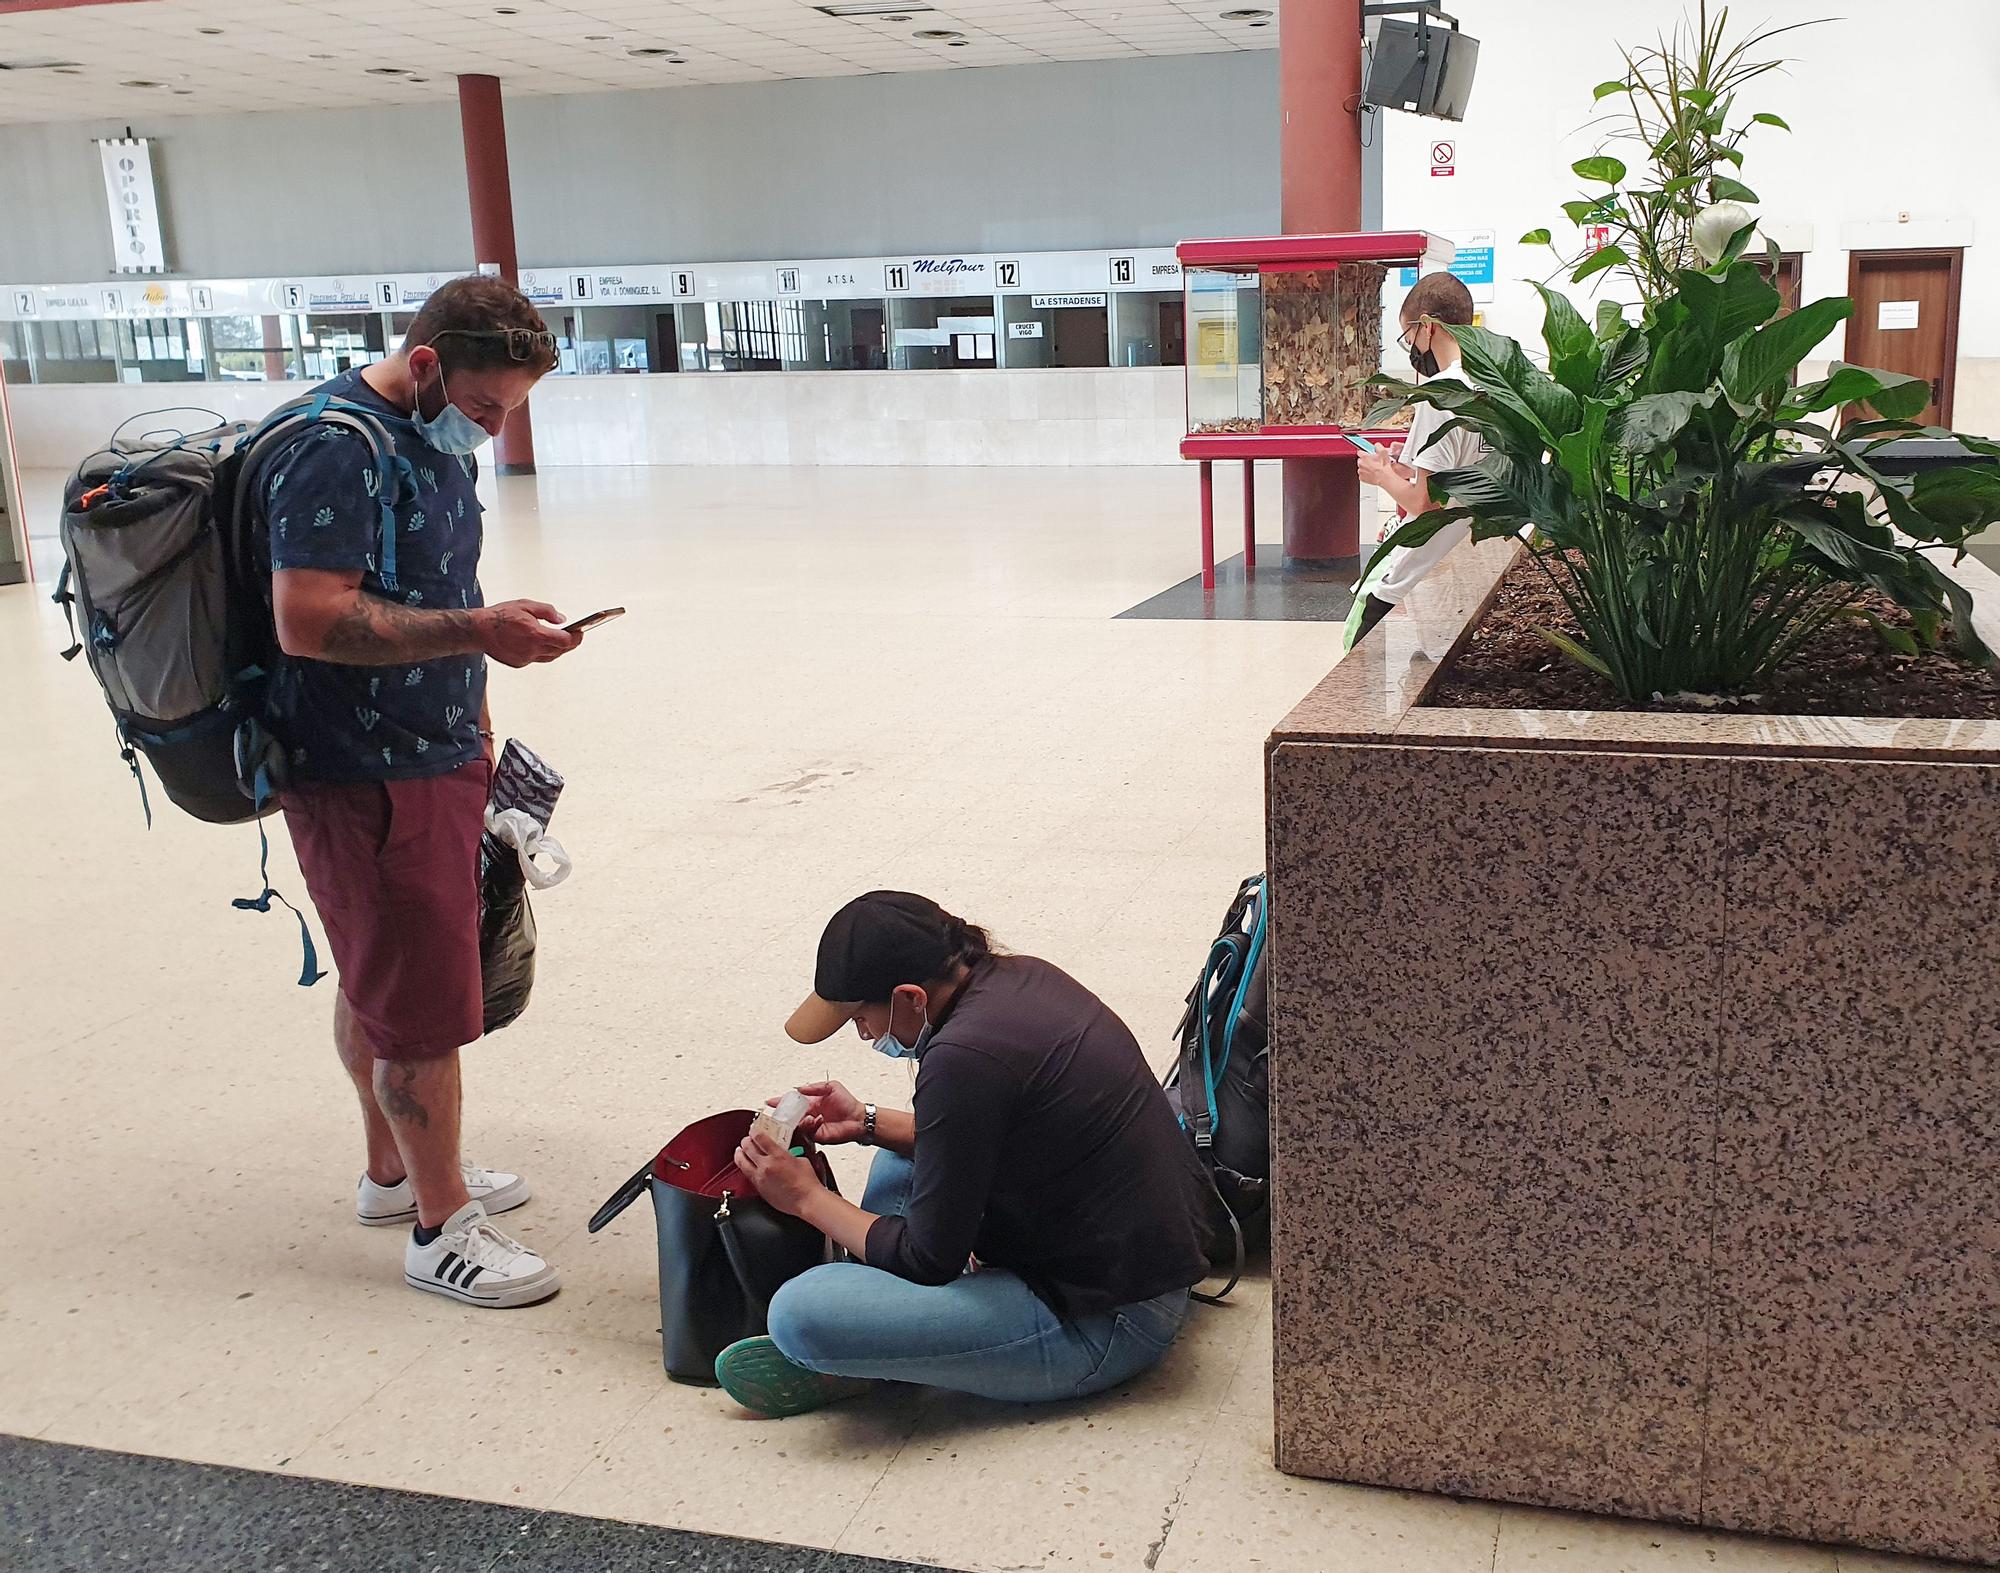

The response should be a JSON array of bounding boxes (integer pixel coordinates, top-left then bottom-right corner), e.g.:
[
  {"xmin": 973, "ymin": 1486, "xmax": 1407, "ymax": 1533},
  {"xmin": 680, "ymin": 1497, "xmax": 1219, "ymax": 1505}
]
[{"xmin": 257, "ymin": 275, "xmax": 579, "ymax": 1308}]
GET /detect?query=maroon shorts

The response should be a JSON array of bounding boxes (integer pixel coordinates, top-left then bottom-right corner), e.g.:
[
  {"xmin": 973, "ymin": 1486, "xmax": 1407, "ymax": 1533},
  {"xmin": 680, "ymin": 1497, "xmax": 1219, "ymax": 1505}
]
[{"xmin": 283, "ymin": 760, "xmax": 491, "ymax": 1061}]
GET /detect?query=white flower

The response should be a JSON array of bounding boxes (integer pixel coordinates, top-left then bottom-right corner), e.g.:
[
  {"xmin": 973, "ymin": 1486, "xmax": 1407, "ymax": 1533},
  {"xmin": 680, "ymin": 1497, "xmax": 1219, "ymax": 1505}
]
[{"xmin": 1693, "ymin": 201, "xmax": 1756, "ymax": 264}]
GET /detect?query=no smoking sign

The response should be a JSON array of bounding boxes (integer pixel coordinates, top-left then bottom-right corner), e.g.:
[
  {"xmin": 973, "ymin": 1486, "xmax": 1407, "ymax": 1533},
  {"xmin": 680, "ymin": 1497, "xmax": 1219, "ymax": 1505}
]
[{"xmin": 1431, "ymin": 140, "xmax": 1456, "ymax": 178}]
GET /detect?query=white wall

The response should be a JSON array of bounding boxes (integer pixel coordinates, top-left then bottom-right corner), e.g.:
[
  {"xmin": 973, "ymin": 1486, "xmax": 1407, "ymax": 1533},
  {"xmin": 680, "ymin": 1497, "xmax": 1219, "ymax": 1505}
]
[
  {"xmin": 1380, "ymin": 0, "xmax": 2000, "ymax": 429},
  {"xmin": 0, "ymin": 51, "xmax": 1279, "ymax": 282},
  {"xmin": 7, "ymin": 369, "xmax": 1186, "ymax": 471}
]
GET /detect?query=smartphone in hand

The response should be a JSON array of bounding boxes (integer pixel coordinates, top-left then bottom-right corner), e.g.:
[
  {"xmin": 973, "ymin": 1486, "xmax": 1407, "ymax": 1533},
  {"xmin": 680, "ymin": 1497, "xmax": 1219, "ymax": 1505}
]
[
  {"xmin": 564, "ymin": 607, "xmax": 626, "ymax": 635},
  {"xmin": 1343, "ymin": 434, "xmax": 1380, "ymax": 455}
]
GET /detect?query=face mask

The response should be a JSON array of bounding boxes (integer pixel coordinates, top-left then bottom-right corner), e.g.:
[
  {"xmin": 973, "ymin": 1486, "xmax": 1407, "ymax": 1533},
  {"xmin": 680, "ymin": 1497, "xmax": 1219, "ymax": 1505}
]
[
  {"xmin": 1407, "ymin": 337, "xmax": 1441, "ymax": 379},
  {"xmin": 413, "ymin": 365, "xmax": 491, "ymax": 455},
  {"xmin": 875, "ymin": 992, "xmax": 932, "ymax": 1060}
]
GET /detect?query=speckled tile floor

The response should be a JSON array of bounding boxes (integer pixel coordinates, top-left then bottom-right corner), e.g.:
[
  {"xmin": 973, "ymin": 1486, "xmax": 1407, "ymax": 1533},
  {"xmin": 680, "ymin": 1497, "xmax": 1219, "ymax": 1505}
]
[{"xmin": 2, "ymin": 465, "xmax": 1966, "ymax": 1573}]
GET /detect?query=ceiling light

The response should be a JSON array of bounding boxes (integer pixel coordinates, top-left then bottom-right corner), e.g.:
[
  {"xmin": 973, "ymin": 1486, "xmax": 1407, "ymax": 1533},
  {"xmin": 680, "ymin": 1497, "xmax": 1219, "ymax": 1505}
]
[
  {"xmin": 121, "ymin": 79, "xmax": 162, "ymax": 87},
  {"xmin": 1220, "ymin": 7, "xmax": 1272, "ymax": 18},
  {"xmin": 53, "ymin": 66, "xmax": 84, "ymax": 74},
  {"xmin": 815, "ymin": 3, "xmax": 936, "ymax": 16},
  {"xmin": 495, "ymin": 6, "xmax": 517, "ymax": 12},
  {"xmin": 947, "ymin": 39, "xmax": 968, "ymax": 47},
  {"xmin": 584, "ymin": 34, "xmax": 610, "ymax": 41},
  {"xmin": 198, "ymin": 27, "xmax": 223, "ymax": 35},
  {"xmin": 366, "ymin": 66, "xmax": 411, "ymax": 75},
  {"xmin": 628, "ymin": 46, "xmax": 684, "ymax": 60},
  {"xmin": 913, "ymin": 29, "xmax": 962, "ymax": 40},
  {"xmin": 309, "ymin": 52, "xmax": 334, "ymax": 59}
]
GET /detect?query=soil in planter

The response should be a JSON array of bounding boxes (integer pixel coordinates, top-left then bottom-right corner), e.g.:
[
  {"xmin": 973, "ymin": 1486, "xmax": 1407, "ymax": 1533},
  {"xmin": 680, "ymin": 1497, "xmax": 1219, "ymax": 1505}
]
[{"xmin": 1428, "ymin": 554, "xmax": 2000, "ymax": 720}]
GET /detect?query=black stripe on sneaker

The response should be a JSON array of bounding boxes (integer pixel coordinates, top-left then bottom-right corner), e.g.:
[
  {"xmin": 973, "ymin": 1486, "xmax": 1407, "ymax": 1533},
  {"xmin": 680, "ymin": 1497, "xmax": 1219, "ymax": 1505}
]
[
  {"xmin": 460, "ymin": 1266, "xmax": 483, "ymax": 1289},
  {"xmin": 450, "ymin": 1259, "xmax": 474, "ymax": 1286},
  {"xmin": 434, "ymin": 1251, "xmax": 460, "ymax": 1281}
]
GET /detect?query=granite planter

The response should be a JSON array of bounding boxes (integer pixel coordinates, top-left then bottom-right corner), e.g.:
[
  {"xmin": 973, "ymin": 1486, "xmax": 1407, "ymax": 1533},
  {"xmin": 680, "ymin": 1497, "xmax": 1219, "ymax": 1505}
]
[{"xmin": 1265, "ymin": 538, "xmax": 2000, "ymax": 1565}]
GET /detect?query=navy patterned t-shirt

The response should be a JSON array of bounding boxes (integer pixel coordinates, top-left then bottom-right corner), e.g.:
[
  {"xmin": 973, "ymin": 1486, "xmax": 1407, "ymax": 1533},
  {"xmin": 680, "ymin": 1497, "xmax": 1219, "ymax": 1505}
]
[{"xmin": 257, "ymin": 368, "xmax": 487, "ymax": 783}]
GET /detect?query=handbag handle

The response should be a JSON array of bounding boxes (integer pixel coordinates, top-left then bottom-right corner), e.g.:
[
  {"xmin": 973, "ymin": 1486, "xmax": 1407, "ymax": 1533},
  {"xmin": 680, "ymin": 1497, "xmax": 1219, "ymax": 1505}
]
[
  {"xmin": 587, "ymin": 1160, "xmax": 654, "ymax": 1233},
  {"xmin": 712, "ymin": 1191, "xmax": 765, "ymax": 1305}
]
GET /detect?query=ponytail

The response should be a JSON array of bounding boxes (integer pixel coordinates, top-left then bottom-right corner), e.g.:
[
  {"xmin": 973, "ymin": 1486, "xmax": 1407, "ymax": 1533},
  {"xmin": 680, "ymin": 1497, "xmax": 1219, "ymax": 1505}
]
[{"xmin": 941, "ymin": 912, "xmax": 997, "ymax": 972}]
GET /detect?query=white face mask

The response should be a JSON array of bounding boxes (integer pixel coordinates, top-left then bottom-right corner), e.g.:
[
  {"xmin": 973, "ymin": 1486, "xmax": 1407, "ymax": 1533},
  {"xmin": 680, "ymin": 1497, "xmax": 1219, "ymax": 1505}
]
[
  {"xmin": 874, "ymin": 991, "xmax": 932, "ymax": 1060},
  {"xmin": 412, "ymin": 365, "xmax": 491, "ymax": 455}
]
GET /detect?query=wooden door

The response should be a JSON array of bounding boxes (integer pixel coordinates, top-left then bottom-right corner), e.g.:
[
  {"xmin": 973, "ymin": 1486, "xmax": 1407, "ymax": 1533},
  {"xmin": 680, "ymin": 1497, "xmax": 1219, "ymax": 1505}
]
[
  {"xmin": 1844, "ymin": 248, "xmax": 1962, "ymax": 426},
  {"xmin": 654, "ymin": 308, "xmax": 680, "ymax": 374},
  {"xmin": 1051, "ymin": 305, "xmax": 1110, "ymax": 367},
  {"xmin": 1158, "ymin": 300, "xmax": 1187, "ymax": 366},
  {"xmin": 849, "ymin": 306, "xmax": 885, "ymax": 370}
]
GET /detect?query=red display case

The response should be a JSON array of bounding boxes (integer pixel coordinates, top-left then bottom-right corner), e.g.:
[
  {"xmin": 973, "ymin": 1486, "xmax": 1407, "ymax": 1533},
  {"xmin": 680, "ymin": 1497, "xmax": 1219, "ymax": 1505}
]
[{"xmin": 1175, "ymin": 231, "xmax": 1454, "ymax": 586}]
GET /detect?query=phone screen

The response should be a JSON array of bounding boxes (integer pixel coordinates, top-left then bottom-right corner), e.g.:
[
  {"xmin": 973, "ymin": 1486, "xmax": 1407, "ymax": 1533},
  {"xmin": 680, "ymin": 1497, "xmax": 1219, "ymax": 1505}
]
[
  {"xmin": 1344, "ymin": 434, "xmax": 1379, "ymax": 455},
  {"xmin": 565, "ymin": 607, "xmax": 626, "ymax": 635}
]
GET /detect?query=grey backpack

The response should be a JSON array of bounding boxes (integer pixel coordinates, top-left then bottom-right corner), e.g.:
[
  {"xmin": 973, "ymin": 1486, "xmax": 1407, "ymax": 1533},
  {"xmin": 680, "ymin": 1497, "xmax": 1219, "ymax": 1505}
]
[{"xmin": 55, "ymin": 395, "xmax": 407, "ymax": 981}]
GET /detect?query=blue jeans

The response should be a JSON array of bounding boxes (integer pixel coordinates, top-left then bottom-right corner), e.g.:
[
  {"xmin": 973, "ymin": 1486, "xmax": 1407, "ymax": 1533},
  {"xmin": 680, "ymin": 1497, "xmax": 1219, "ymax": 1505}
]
[{"xmin": 766, "ymin": 1149, "xmax": 1191, "ymax": 1404}]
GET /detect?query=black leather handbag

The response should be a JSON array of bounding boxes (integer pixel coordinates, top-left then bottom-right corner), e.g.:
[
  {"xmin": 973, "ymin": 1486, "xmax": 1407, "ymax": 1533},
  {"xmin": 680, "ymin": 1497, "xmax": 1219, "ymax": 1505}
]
[{"xmin": 589, "ymin": 1110, "xmax": 841, "ymax": 1385}]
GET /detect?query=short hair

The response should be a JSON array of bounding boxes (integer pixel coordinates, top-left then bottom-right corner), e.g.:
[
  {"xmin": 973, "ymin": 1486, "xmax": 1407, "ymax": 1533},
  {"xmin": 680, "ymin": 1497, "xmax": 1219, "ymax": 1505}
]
[
  {"xmin": 403, "ymin": 275, "xmax": 559, "ymax": 376},
  {"xmin": 1400, "ymin": 271, "xmax": 1476, "ymax": 327}
]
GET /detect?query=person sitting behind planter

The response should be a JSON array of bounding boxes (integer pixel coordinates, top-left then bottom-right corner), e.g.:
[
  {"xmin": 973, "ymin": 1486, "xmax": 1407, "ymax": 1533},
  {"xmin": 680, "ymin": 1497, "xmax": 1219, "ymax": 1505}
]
[
  {"xmin": 717, "ymin": 890, "xmax": 1215, "ymax": 1417},
  {"xmin": 1347, "ymin": 271, "xmax": 1490, "ymax": 648}
]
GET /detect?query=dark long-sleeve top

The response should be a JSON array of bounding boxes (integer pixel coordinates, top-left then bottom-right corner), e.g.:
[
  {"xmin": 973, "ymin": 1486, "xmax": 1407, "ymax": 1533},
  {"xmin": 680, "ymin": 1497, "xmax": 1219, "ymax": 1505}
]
[{"xmin": 863, "ymin": 954, "xmax": 1213, "ymax": 1318}]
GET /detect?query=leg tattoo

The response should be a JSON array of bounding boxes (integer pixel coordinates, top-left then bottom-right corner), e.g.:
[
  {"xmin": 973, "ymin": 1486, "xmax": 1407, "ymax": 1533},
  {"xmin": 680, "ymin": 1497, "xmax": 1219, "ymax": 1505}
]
[{"xmin": 380, "ymin": 1062, "xmax": 430, "ymax": 1130}]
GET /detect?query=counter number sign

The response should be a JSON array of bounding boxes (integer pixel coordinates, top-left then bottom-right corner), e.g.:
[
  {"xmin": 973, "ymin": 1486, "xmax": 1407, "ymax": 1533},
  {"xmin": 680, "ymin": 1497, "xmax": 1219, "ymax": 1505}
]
[
  {"xmin": 14, "ymin": 290, "xmax": 35, "ymax": 316},
  {"xmin": 673, "ymin": 272, "xmax": 694, "ymax": 297},
  {"xmin": 1431, "ymin": 140, "xmax": 1456, "ymax": 178},
  {"xmin": 996, "ymin": 260, "xmax": 1021, "ymax": 289},
  {"xmin": 572, "ymin": 273, "xmax": 595, "ymax": 301},
  {"xmin": 776, "ymin": 268, "xmax": 800, "ymax": 294},
  {"xmin": 190, "ymin": 285, "xmax": 212, "ymax": 312},
  {"xmin": 375, "ymin": 280, "xmax": 397, "ymax": 308},
  {"xmin": 282, "ymin": 283, "xmax": 305, "ymax": 309},
  {"xmin": 1110, "ymin": 256, "xmax": 1135, "ymax": 286},
  {"xmin": 103, "ymin": 288, "xmax": 124, "ymax": 315},
  {"xmin": 885, "ymin": 263, "xmax": 910, "ymax": 292}
]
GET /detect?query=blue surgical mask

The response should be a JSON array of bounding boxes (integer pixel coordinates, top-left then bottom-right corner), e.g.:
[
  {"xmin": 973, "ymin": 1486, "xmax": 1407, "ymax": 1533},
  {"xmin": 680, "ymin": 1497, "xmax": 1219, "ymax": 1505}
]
[
  {"xmin": 875, "ymin": 994, "xmax": 932, "ymax": 1060},
  {"xmin": 413, "ymin": 368, "xmax": 490, "ymax": 455}
]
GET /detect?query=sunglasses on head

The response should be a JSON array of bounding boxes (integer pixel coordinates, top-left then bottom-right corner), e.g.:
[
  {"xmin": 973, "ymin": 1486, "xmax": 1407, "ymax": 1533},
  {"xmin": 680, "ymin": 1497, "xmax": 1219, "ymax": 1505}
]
[{"xmin": 429, "ymin": 327, "xmax": 558, "ymax": 362}]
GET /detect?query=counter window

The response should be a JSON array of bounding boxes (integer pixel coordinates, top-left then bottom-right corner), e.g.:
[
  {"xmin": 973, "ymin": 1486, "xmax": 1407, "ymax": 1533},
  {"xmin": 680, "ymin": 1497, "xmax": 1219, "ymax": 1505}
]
[{"xmin": 890, "ymin": 295, "xmax": 997, "ymax": 370}]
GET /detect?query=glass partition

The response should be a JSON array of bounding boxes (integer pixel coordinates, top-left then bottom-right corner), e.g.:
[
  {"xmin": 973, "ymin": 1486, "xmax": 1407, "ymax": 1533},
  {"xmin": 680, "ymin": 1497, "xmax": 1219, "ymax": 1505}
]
[
  {"xmin": 1111, "ymin": 290, "xmax": 1184, "ymax": 367},
  {"xmin": 209, "ymin": 314, "xmax": 295, "ymax": 381},
  {"xmin": 890, "ymin": 295, "xmax": 997, "ymax": 370}
]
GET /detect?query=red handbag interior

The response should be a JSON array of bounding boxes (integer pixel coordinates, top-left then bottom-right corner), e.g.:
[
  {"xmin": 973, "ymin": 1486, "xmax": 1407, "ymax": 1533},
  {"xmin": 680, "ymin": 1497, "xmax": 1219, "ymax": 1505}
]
[{"xmin": 655, "ymin": 1109, "xmax": 760, "ymax": 1199}]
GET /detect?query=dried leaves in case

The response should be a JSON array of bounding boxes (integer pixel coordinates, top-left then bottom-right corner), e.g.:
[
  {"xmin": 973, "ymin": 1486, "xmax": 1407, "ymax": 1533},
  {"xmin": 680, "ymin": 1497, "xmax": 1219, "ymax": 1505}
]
[{"xmin": 1260, "ymin": 264, "xmax": 1387, "ymax": 429}]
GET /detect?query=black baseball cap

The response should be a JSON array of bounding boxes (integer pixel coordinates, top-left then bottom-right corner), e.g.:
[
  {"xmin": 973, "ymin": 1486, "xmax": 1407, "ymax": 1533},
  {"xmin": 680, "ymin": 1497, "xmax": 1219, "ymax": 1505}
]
[{"xmin": 785, "ymin": 891, "xmax": 955, "ymax": 1044}]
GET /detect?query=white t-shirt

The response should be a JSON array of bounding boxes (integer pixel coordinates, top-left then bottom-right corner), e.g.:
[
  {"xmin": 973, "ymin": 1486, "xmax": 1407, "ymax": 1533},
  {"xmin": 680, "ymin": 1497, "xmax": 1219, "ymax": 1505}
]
[{"xmin": 1371, "ymin": 395, "xmax": 1489, "ymax": 606}]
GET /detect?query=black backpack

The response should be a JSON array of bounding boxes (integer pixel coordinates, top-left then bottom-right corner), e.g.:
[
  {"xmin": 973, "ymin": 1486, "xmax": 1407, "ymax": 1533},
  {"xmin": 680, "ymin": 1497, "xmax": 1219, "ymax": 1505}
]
[
  {"xmin": 55, "ymin": 395, "xmax": 406, "ymax": 981},
  {"xmin": 1168, "ymin": 874, "xmax": 1272, "ymax": 1248}
]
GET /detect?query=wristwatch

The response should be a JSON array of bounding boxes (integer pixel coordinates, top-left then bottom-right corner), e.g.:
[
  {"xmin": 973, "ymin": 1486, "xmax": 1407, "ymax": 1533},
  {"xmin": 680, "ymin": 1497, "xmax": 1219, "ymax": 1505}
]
[{"xmin": 861, "ymin": 1102, "xmax": 878, "ymax": 1147}]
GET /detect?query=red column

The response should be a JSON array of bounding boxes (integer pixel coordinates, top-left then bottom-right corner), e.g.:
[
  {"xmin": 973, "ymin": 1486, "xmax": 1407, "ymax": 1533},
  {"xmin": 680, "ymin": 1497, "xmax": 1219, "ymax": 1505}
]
[
  {"xmin": 260, "ymin": 315, "xmax": 288, "ymax": 382},
  {"xmin": 458, "ymin": 72, "xmax": 536, "ymax": 475},
  {"xmin": 1278, "ymin": 0, "xmax": 1365, "ymax": 565}
]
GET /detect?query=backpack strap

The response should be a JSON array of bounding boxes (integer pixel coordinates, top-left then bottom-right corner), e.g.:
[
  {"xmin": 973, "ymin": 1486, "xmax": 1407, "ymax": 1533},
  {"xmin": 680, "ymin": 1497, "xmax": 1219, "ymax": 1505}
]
[
  {"xmin": 1217, "ymin": 878, "xmax": 1267, "ymax": 1078},
  {"xmin": 51, "ymin": 559, "xmax": 82, "ymax": 662},
  {"xmin": 236, "ymin": 394, "xmax": 407, "ymax": 588},
  {"xmin": 229, "ymin": 758, "xmax": 325, "ymax": 988}
]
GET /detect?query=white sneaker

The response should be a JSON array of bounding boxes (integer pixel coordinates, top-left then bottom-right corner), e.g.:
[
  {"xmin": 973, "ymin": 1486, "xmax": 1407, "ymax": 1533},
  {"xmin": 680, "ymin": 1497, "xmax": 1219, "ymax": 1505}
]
[
  {"xmin": 357, "ymin": 1163, "xmax": 530, "ymax": 1226},
  {"xmin": 404, "ymin": 1201, "xmax": 561, "ymax": 1308}
]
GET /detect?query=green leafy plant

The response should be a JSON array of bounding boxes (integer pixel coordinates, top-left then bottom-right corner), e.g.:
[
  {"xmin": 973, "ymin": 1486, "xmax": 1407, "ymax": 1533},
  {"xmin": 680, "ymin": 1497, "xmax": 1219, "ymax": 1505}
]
[
  {"xmin": 1520, "ymin": 2, "xmax": 1811, "ymax": 301},
  {"xmin": 1367, "ymin": 7, "xmax": 2000, "ymax": 701}
]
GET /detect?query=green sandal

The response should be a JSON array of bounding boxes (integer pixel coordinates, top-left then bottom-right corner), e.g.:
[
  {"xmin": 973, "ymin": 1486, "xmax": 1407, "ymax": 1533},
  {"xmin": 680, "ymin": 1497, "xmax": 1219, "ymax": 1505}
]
[{"xmin": 714, "ymin": 1336, "xmax": 876, "ymax": 1418}]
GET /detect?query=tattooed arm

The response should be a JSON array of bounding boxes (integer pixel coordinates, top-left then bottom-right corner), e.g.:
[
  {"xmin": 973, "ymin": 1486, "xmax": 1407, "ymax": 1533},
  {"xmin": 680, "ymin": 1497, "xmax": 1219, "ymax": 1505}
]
[{"xmin": 273, "ymin": 568, "xmax": 581, "ymax": 669}]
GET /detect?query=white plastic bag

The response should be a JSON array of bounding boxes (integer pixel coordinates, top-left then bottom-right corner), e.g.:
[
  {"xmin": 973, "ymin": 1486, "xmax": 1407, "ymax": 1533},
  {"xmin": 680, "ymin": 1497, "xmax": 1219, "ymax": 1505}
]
[{"xmin": 484, "ymin": 806, "xmax": 573, "ymax": 890}]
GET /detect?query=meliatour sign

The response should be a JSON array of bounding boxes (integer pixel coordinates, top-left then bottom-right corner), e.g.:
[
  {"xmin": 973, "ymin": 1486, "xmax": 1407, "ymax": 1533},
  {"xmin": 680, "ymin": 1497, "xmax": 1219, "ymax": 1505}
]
[{"xmin": 911, "ymin": 258, "xmax": 985, "ymax": 277}]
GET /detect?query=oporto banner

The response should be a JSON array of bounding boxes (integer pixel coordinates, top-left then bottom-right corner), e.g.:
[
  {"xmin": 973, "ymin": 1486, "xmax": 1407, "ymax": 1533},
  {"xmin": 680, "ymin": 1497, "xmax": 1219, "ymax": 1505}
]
[{"xmin": 98, "ymin": 137, "xmax": 167, "ymax": 275}]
